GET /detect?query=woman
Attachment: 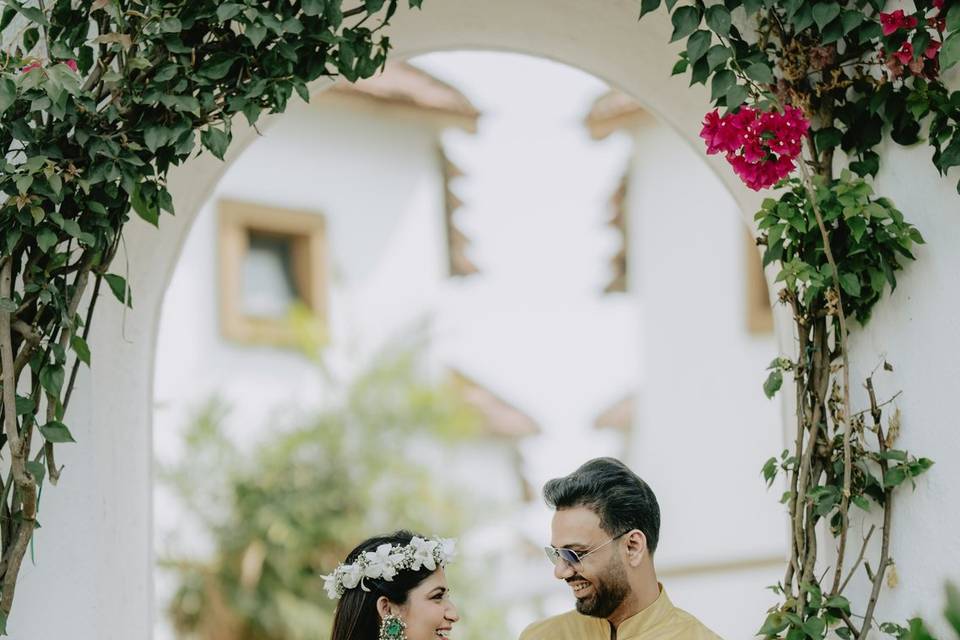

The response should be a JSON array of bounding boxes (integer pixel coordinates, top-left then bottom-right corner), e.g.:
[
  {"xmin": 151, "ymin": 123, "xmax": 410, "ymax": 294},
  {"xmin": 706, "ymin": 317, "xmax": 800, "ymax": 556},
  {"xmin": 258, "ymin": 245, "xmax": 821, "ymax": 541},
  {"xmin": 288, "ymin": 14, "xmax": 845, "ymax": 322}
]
[{"xmin": 326, "ymin": 530, "xmax": 460, "ymax": 640}]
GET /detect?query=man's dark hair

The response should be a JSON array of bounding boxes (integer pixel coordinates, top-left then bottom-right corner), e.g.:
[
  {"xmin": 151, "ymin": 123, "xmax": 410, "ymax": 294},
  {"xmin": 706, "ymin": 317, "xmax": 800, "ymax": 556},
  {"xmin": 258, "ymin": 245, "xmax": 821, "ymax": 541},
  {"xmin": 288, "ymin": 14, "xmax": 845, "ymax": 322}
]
[{"xmin": 543, "ymin": 457, "xmax": 661, "ymax": 553}]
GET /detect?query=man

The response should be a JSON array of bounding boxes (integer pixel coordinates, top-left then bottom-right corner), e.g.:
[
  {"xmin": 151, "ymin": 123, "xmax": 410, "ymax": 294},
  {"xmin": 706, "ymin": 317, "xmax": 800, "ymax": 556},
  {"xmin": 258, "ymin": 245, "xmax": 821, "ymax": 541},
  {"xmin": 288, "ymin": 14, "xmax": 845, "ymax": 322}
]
[{"xmin": 520, "ymin": 457, "xmax": 721, "ymax": 640}]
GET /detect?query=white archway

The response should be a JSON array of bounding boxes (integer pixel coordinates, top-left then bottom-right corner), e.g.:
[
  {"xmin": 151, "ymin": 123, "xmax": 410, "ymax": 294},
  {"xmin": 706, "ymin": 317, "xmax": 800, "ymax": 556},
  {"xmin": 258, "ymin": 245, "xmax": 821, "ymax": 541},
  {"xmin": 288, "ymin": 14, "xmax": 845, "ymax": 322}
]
[{"xmin": 16, "ymin": 0, "xmax": 959, "ymax": 637}]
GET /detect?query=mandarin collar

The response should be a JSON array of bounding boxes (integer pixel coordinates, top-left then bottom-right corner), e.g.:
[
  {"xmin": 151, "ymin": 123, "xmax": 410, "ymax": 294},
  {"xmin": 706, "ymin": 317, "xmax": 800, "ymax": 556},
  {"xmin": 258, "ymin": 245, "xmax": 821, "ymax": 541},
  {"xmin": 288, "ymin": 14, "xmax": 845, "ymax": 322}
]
[{"xmin": 608, "ymin": 585, "xmax": 674, "ymax": 639}]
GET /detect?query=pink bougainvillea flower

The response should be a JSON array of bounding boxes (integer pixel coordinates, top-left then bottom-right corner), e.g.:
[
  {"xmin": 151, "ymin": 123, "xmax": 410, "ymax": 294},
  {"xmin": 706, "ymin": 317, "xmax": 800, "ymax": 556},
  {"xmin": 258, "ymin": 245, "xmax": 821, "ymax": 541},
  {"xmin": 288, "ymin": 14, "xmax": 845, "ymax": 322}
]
[
  {"xmin": 65, "ymin": 59, "xmax": 78, "ymax": 72},
  {"xmin": 894, "ymin": 41, "xmax": 915, "ymax": 65},
  {"xmin": 21, "ymin": 61, "xmax": 42, "ymax": 74},
  {"xmin": 925, "ymin": 39, "xmax": 942, "ymax": 59},
  {"xmin": 933, "ymin": 0, "xmax": 945, "ymax": 10},
  {"xmin": 880, "ymin": 9, "xmax": 919, "ymax": 35},
  {"xmin": 700, "ymin": 109, "xmax": 743, "ymax": 155},
  {"xmin": 700, "ymin": 105, "xmax": 809, "ymax": 191}
]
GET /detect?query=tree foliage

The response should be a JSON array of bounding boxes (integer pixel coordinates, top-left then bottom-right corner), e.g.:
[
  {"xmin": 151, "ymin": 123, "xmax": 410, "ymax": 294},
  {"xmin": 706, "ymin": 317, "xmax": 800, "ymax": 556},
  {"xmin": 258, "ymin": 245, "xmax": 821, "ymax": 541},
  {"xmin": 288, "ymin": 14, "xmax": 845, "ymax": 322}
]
[{"xmin": 159, "ymin": 346, "xmax": 507, "ymax": 640}]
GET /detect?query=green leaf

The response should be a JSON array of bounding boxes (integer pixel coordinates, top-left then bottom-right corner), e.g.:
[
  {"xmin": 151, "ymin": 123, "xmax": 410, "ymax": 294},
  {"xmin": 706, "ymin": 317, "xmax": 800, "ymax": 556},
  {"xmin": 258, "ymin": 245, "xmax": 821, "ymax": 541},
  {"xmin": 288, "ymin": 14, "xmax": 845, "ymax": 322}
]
[
  {"xmin": 131, "ymin": 183, "xmax": 159, "ymax": 226},
  {"xmin": 40, "ymin": 365, "xmax": 65, "ymax": 397},
  {"xmin": 143, "ymin": 126, "xmax": 168, "ymax": 153},
  {"xmin": 884, "ymin": 466, "xmax": 907, "ymax": 488},
  {"xmin": 686, "ymin": 30, "xmax": 712, "ymax": 64},
  {"xmin": 725, "ymin": 84, "xmax": 748, "ymax": 109},
  {"xmin": 941, "ymin": 31, "xmax": 960, "ymax": 71},
  {"xmin": 303, "ymin": 0, "xmax": 324, "ymax": 16},
  {"xmin": 671, "ymin": 58, "xmax": 689, "ymax": 75},
  {"xmin": 25, "ymin": 460, "xmax": 45, "ymax": 485},
  {"xmin": 948, "ymin": 3, "xmax": 960, "ymax": 32},
  {"xmin": 199, "ymin": 54, "xmax": 238, "ymax": 80},
  {"xmin": 758, "ymin": 612, "xmax": 789, "ymax": 636},
  {"xmin": 689, "ymin": 57, "xmax": 710, "ymax": 85},
  {"xmin": 763, "ymin": 369, "xmax": 783, "ymax": 399},
  {"xmin": 705, "ymin": 5, "xmax": 732, "ymax": 34},
  {"xmin": 216, "ymin": 3, "xmax": 245, "ymax": 21},
  {"xmin": 711, "ymin": 69, "xmax": 736, "ymax": 100},
  {"xmin": 812, "ymin": 3, "xmax": 840, "ymax": 30},
  {"xmin": 839, "ymin": 272, "xmax": 861, "ymax": 296},
  {"xmin": 8, "ymin": 0, "xmax": 49, "ymax": 27},
  {"xmin": 71, "ymin": 335, "xmax": 91, "ymax": 367},
  {"xmin": 201, "ymin": 127, "xmax": 231, "ymax": 160},
  {"xmin": 852, "ymin": 494, "xmax": 871, "ymax": 511},
  {"xmin": 670, "ymin": 6, "xmax": 701, "ymax": 42},
  {"xmin": 15, "ymin": 395, "xmax": 34, "ymax": 415},
  {"xmin": 245, "ymin": 23, "xmax": 268, "ymax": 48},
  {"xmin": 37, "ymin": 227, "xmax": 57, "ymax": 253},
  {"xmin": 640, "ymin": 0, "xmax": 661, "ymax": 18},
  {"xmin": 105, "ymin": 273, "xmax": 133, "ymax": 308},
  {"xmin": 848, "ymin": 216, "xmax": 867, "ymax": 243},
  {"xmin": 803, "ymin": 616, "xmax": 826, "ymax": 639},
  {"xmin": 940, "ymin": 136, "xmax": 960, "ymax": 171},
  {"xmin": 840, "ymin": 10, "xmax": 863, "ymax": 35},
  {"xmin": 365, "ymin": 0, "xmax": 387, "ymax": 10},
  {"xmin": 159, "ymin": 17, "xmax": 182, "ymax": 33},
  {"xmin": 813, "ymin": 127, "xmax": 842, "ymax": 154},
  {"xmin": 706, "ymin": 45, "xmax": 732, "ymax": 70},
  {"xmin": 0, "ymin": 78, "xmax": 16, "ymax": 116},
  {"xmin": 39, "ymin": 420, "xmax": 75, "ymax": 443},
  {"xmin": 945, "ymin": 582, "xmax": 960, "ymax": 633},
  {"xmin": 745, "ymin": 62, "xmax": 775, "ymax": 84},
  {"xmin": 825, "ymin": 595, "xmax": 851, "ymax": 613}
]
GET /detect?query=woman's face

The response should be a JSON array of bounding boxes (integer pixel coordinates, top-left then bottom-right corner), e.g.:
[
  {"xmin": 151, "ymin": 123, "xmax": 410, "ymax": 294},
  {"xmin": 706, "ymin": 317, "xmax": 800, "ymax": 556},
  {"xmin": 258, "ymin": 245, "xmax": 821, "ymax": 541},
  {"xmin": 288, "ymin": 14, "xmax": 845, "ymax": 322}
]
[{"xmin": 394, "ymin": 569, "xmax": 459, "ymax": 640}]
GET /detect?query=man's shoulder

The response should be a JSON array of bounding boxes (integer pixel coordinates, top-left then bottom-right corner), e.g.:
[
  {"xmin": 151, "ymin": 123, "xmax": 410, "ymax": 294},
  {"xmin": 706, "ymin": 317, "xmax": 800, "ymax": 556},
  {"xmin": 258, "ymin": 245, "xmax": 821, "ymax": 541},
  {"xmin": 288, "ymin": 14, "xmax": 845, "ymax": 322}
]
[
  {"xmin": 667, "ymin": 606, "xmax": 724, "ymax": 639},
  {"xmin": 519, "ymin": 610, "xmax": 597, "ymax": 640}
]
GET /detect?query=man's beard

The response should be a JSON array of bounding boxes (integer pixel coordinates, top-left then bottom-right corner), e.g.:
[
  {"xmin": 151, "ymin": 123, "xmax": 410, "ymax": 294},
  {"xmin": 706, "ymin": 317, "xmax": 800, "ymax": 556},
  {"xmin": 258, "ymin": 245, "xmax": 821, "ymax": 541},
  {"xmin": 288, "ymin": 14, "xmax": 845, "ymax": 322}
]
[{"xmin": 573, "ymin": 554, "xmax": 631, "ymax": 619}]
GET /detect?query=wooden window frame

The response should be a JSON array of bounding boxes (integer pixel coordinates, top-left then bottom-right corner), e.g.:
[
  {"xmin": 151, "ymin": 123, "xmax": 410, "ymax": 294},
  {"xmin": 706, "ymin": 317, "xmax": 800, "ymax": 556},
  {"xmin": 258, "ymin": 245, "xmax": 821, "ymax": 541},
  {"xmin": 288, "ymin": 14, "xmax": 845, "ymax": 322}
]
[
  {"xmin": 745, "ymin": 230, "xmax": 774, "ymax": 334},
  {"xmin": 218, "ymin": 200, "xmax": 328, "ymax": 346}
]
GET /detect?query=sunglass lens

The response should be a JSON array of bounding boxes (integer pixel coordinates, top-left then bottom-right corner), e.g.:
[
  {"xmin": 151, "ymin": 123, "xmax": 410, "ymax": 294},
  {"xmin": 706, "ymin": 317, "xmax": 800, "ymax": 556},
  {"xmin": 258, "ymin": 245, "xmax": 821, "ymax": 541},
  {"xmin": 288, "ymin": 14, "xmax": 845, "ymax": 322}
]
[
  {"xmin": 544, "ymin": 547, "xmax": 580, "ymax": 566},
  {"xmin": 558, "ymin": 549, "xmax": 580, "ymax": 565}
]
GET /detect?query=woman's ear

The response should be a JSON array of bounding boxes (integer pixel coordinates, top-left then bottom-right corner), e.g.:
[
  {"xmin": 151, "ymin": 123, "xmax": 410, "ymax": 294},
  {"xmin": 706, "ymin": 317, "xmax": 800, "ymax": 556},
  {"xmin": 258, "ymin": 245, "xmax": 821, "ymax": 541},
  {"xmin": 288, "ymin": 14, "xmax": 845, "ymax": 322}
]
[
  {"xmin": 624, "ymin": 530, "xmax": 648, "ymax": 567},
  {"xmin": 376, "ymin": 596, "xmax": 395, "ymax": 620}
]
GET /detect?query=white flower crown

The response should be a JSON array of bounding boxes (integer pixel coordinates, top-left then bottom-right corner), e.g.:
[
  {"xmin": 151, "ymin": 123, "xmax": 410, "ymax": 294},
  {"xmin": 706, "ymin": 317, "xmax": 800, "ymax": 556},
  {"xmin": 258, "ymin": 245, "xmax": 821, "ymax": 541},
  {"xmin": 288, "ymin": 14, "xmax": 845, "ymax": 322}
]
[{"xmin": 323, "ymin": 536, "xmax": 456, "ymax": 600}]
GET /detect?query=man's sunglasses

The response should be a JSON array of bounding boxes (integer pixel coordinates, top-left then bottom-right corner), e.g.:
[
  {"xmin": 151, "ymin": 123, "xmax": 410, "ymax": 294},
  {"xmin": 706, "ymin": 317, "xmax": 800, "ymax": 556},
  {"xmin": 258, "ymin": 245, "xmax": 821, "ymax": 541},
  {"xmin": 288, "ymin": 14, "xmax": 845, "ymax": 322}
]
[{"xmin": 543, "ymin": 531, "xmax": 629, "ymax": 567}]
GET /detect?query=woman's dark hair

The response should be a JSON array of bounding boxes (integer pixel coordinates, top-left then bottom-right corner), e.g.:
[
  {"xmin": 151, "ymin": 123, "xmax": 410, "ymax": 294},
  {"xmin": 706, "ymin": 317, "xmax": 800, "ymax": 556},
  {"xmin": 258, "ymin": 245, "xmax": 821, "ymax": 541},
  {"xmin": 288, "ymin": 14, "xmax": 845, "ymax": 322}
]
[
  {"xmin": 543, "ymin": 457, "xmax": 661, "ymax": 553},
  {"xmin": 330, "ymin": 530, "xmax": 436, "ymax": 640}
]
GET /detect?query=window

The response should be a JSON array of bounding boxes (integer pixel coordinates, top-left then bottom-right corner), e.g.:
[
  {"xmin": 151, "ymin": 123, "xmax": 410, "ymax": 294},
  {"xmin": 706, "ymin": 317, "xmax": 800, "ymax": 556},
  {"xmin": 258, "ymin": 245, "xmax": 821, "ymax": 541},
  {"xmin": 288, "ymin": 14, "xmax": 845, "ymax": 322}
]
[{"xmin": 218, "ymin": 200, "xmax": 328, "ymax": 345}]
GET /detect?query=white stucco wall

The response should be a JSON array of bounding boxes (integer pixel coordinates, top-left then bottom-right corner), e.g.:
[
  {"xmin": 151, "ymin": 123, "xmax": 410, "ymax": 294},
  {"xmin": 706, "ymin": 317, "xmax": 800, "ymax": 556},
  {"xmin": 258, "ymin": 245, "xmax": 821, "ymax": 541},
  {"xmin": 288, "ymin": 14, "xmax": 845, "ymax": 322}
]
[
  {"xmin": 8, "ymin": 0, "xmax": 959, "ymax": 637},
  {"xmin": 623, "ymin": 117, "xmax": 785, "ymax": 638},
  {"xmin": 153, "ymin": 98, "xmax": 448, "ymax": 460}
]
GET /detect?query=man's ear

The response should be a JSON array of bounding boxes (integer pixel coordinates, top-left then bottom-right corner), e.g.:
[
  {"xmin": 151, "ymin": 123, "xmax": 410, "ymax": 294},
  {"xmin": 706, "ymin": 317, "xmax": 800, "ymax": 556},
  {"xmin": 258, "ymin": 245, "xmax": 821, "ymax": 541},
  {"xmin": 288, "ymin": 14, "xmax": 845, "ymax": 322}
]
[
  {"xmin": 377, "ymin": 596, "xmax": 397, "ymax": 620},
  {"xmin": 623, "ymin": 530, "xmax": 648, "ymax": 567}
]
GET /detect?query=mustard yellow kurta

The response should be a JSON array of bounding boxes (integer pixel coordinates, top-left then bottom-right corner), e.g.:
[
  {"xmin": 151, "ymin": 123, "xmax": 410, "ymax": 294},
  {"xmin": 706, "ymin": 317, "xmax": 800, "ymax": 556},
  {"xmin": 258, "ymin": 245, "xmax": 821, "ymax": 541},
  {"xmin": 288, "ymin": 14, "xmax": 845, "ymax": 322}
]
[{"xmin": 519, "ymin": 588, "xmax": 722, "ymax": 640}]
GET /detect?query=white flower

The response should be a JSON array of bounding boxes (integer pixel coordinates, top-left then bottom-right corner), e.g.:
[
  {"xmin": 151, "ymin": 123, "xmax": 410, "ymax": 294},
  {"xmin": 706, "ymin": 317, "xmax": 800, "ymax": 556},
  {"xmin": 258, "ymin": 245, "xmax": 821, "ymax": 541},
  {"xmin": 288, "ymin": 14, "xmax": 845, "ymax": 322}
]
[
  {"xmin": 340, "ymin": 563, "xmax": 363, "ymax": 590},
  {"xmin": 410, "ymin": 536, "xmax": 440, "ymax": 571},
  {"xmin": 439, "ymin": 538, "xmax": 456, "ymax": 564},
  {"xmin": 322, "ymin": 573, "xmax": 339, "ymax": 600},
  {"xmin": 364, "ymin": 543, "xmax": 399, "ymax": 580}
]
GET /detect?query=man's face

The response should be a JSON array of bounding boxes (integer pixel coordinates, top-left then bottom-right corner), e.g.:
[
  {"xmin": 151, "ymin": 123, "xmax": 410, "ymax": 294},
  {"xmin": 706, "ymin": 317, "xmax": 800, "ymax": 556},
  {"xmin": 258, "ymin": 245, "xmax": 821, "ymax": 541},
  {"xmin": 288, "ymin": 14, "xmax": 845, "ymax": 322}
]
[{"xmin": 550, "ymin": 506, "xmax": 631, "ymax": 618}]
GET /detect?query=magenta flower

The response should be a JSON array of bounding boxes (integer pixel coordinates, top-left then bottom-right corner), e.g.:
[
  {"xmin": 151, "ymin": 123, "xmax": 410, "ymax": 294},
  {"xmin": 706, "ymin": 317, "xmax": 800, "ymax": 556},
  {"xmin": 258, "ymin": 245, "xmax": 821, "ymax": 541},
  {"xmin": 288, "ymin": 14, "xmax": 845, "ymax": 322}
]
[
  {"xmin": 880, "ymin": 9, "xmax": 919, "ymax": 36},
  {"xmin": 65, "ymin": 59, "xmax": 78, "ymax": 72},
  {"xmin": 894, "ymin": 42, "xmax": 914, "ymax": 65},
  {"xmin": 700, "ymin": 105, "xmax": 809, "ymax": 191},
  {"xmin": 21, "ymin": 61, "xmax": 42, "ymax": 74},
  {"xmin": 925, "ymin": 40, "xmax": 941, "ymax": 59}
]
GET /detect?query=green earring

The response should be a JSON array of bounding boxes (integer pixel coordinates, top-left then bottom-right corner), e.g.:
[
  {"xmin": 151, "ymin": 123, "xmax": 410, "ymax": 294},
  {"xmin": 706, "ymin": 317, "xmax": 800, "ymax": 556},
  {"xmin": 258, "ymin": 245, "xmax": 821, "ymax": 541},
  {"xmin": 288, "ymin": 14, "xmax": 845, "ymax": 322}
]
[{"xmin": 379, "ymin": 614, "xmax": 407, "ymax": 640}]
